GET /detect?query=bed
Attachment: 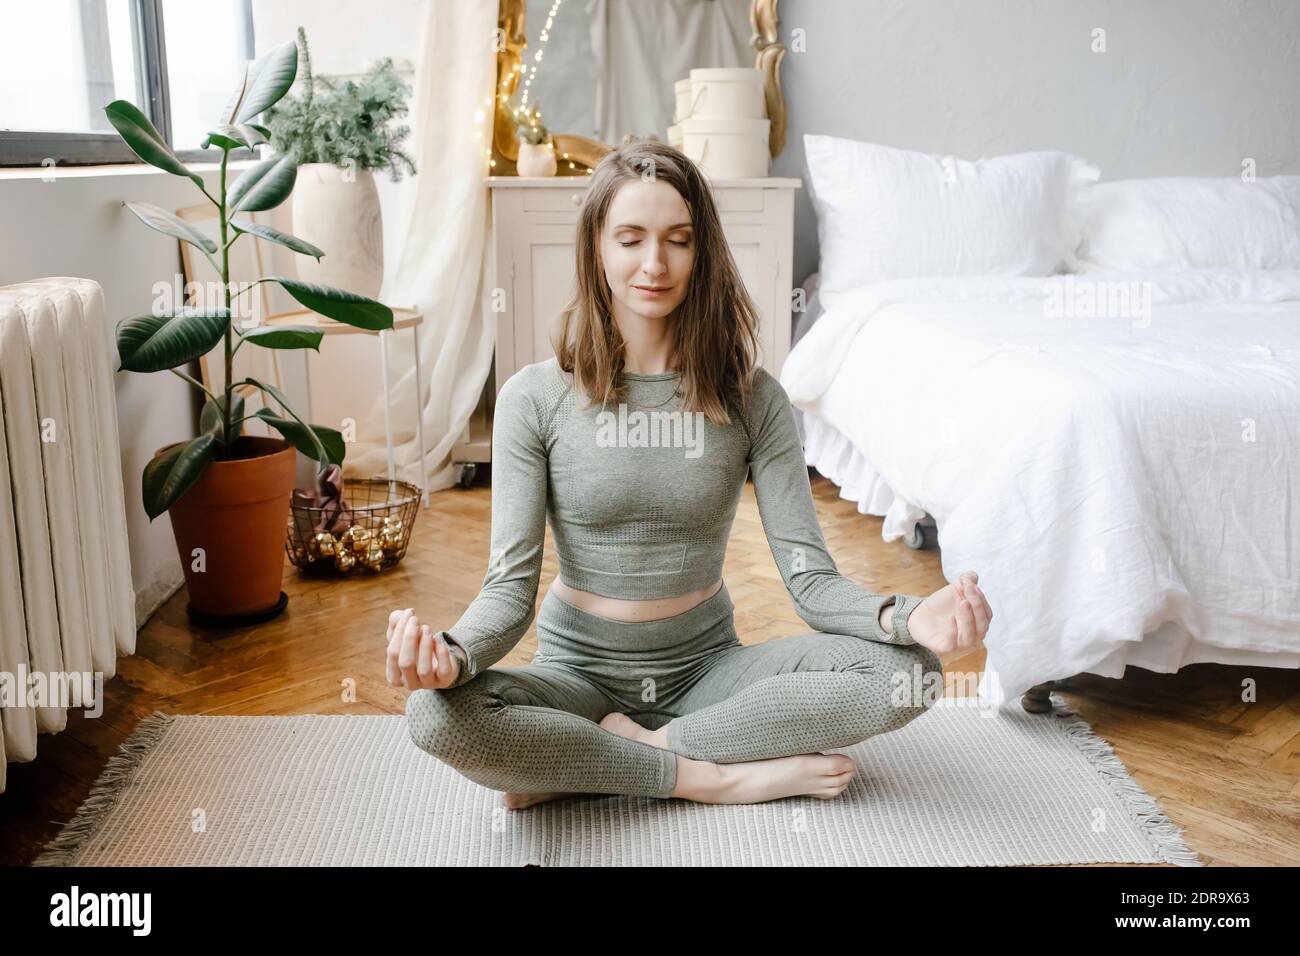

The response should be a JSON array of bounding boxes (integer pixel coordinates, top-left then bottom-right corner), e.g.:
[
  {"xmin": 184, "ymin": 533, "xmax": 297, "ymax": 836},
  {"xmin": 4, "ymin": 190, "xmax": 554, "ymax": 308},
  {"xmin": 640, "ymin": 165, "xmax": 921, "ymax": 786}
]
[
  {"xmin": 788, "ymin": 135, "xmax": 1300, "ymax": 711},
  {"xmin": 781, "ymin": 270, "xmax": 1300, "ymax": 710}
]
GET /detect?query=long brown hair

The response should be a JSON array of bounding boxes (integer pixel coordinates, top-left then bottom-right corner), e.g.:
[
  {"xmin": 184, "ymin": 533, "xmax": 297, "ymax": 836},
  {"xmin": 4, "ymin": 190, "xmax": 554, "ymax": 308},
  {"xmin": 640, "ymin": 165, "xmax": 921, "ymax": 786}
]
[{"xmin": 554, "ymin": 138, "xmax": 763, "ymax": 426}]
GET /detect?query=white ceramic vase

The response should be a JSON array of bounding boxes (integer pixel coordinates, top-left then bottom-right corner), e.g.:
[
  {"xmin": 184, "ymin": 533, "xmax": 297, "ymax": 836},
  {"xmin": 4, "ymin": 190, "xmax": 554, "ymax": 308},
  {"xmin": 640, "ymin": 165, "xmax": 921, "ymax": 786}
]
[
  {"xmin": 516, "ymin": 138, "xmax": 557, "ymax": 177},
  {"xmin": 291, "ymin": 162, "xmax": 384, "ymax": 302}
]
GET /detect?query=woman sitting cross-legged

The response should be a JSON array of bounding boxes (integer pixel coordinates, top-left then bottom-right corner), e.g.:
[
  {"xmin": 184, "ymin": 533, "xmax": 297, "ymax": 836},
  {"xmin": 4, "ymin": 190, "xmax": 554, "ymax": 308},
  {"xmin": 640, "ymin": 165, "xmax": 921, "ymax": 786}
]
[{"xmin": 390, "ymin": 139, "xmax": 991, "ymax": 808}]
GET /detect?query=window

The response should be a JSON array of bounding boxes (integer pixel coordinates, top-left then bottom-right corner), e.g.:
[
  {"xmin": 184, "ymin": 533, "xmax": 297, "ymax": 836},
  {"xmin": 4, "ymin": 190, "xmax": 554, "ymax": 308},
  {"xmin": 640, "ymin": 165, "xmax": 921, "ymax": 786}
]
[
  {"xmin": 0, "ymin": 0, "xmax": 256, "ymax": 167},
  {"xmin": 160, "ymin": 0, "xmax": 255, "ymax": 152}
]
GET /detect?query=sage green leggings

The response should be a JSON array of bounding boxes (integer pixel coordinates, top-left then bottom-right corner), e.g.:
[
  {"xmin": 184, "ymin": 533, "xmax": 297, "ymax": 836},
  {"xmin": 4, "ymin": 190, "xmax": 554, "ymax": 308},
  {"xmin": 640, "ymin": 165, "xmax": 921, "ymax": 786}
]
[{"xmin": 405, "ymin": 582, "xmax": 942, "ymax": 799}]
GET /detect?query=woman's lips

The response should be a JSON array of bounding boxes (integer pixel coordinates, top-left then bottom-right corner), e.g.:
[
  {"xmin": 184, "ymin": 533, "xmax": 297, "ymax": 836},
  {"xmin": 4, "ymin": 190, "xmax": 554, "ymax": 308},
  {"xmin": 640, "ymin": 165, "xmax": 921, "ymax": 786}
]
[{"xmin": 634, "ymin": 285, "xmax": 672, "ymax": 297}]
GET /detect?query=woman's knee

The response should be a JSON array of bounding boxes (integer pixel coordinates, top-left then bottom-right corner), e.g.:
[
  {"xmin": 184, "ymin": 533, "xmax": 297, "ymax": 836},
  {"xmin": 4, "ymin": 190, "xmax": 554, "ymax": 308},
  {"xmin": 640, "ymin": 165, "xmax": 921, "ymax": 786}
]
[
  {"xmin": 405, "ymin": 688, "xmax": 454, "ymax": 757},
  {"xmin": 845, "ymin": 641, "xmax": 943, "ymax": 730},
  {"xmin": 404, "ymin": 684, "xmax": 492, "ymax": 763}
]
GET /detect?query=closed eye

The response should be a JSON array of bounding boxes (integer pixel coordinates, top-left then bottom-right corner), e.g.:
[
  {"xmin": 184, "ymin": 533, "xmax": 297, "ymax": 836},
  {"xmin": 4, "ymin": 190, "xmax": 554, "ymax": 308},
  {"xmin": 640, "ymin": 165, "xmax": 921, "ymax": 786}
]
[{"xmin": 619, "ymin": 239, "xmax": 691, "ymax": 247}]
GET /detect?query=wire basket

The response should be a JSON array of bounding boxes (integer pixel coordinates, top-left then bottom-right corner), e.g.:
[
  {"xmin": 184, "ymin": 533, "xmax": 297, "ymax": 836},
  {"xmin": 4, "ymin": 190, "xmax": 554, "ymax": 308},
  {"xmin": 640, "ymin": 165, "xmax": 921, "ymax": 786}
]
[{"xmin": 286, "ymin": 478, "xmax": 420, "ymax": 575}]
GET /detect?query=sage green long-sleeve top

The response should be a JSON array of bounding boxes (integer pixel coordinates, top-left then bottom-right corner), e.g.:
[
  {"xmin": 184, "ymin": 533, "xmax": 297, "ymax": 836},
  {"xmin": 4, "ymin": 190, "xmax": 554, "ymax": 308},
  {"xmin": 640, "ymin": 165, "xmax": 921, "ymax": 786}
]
[{"xmin": 437, "ymin": 357, "xmax": 925, "ymax": 687}]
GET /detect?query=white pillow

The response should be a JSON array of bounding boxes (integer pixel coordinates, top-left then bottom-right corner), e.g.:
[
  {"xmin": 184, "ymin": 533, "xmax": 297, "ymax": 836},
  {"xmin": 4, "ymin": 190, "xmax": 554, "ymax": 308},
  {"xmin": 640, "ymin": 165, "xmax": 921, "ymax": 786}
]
[
  {"xmin": 804, "ymin": 135, "xmax": 1099, "ymax": 294},
  {"xmin": 1076, "ymin": 176, "xmax": 1300, "ymax": 272}
]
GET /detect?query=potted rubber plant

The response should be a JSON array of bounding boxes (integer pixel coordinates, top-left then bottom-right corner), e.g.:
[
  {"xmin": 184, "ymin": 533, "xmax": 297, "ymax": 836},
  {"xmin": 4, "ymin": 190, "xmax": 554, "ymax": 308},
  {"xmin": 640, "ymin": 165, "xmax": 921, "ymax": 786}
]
[{"xmin": 104, "ymin": 38, "xmax": 394, "ymax": 625}]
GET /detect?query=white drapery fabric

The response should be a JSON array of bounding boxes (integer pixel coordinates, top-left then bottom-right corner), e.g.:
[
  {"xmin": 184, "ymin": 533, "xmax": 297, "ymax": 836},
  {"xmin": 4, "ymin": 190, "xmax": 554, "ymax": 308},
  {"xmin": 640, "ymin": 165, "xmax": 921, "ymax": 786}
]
[
  {"xmin": 341, "ymin": 0, "xmax": 497, "ymax": 493},
  {"xmin": 588, "ymin": 0, "xmax": 753, "ymax": 144}
]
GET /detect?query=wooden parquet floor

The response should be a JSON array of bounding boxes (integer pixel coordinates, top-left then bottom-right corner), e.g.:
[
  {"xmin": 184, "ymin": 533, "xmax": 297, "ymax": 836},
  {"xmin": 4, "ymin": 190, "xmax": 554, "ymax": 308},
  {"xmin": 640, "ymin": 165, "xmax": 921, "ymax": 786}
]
[{"xmin": 2, "ymin": 472, "xmax": 1296, "ymax": 865}]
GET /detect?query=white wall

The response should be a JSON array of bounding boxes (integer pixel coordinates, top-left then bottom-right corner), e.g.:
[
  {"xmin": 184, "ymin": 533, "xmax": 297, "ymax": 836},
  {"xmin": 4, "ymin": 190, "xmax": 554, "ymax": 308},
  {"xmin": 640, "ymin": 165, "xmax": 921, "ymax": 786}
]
[
  {"xmin": 0, "ymin": 163, "xmax": 235, "ymax": 624},
  {"xmin": 772, "ymin": 0, "xmax": 1300, "ymax": 286}
]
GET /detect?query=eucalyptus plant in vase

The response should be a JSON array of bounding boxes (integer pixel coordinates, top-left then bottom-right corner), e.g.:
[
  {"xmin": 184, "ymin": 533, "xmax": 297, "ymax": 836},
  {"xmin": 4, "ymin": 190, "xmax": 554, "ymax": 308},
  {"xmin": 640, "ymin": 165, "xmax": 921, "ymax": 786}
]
[
  {"xmin": 264, "ymin": 27, "xmax": 417, "ymax": 300},
  {"xmin": 104, "ymin": 38, "xmax": 394, "ymax": 624},
  {"xmin": 511, "ymin": 100, "xmax": 556, "ymax": 177}
]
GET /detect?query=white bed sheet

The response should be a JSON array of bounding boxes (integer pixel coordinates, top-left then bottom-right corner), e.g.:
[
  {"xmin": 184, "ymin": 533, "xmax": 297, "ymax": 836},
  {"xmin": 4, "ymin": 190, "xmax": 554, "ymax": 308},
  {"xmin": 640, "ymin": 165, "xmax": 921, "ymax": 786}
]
[{"xmin": 780, "ymin": 271, "xmax": 1300, "ymax": 709}]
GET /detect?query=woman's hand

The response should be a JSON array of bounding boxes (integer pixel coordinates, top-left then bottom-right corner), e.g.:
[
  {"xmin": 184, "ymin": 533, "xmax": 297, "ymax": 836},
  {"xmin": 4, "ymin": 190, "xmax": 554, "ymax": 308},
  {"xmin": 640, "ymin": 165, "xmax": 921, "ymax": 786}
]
[
  {"xmin": 904, "ymin": 570, "xmax": 992, "ymax": 655},
  {"xmin": 386, "ymin": 608, "xmax": 461, "ymax": 690}
]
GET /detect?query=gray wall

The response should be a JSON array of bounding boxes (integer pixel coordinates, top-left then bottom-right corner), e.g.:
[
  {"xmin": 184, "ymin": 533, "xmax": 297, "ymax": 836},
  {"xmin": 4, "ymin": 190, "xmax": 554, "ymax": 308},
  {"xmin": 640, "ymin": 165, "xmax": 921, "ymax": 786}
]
[{"xmin": 771, "ymin": 0, "xmax": 1300, "ymax": 287}]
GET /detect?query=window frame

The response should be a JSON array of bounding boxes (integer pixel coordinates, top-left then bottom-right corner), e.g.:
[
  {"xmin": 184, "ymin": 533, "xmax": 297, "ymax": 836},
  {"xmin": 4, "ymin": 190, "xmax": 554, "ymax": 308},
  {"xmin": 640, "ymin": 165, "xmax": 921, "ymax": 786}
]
[{"xmin": 0, "ymin": 0, "xmax": 258, "ymax": 168}]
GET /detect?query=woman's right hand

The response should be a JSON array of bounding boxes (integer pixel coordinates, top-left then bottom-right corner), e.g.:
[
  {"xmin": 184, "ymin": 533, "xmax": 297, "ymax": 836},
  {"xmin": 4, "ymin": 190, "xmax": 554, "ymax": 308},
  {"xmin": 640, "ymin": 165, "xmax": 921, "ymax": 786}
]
[{"xmin": 386, "ymin": 608, "xmax": 461, "ymax": 690}]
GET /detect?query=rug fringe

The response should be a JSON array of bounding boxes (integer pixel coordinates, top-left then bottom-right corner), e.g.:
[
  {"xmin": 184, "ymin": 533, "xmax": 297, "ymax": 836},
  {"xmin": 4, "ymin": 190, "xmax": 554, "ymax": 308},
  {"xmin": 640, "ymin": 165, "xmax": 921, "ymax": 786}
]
[
  {"xmin": 1048, "ymin": 694, "xmax": 1203, "ymax": 867},
  {"xmin": 31, "ymin": 711, "xmax": 176, "ymax": 867}
]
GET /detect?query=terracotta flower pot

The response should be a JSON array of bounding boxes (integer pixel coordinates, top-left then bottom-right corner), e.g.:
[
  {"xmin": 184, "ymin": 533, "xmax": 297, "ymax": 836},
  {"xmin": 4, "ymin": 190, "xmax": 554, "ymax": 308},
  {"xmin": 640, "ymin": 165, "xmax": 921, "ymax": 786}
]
[{"xmin": 155, "ymin": 435, "xmax": 297, "ymax": 624}]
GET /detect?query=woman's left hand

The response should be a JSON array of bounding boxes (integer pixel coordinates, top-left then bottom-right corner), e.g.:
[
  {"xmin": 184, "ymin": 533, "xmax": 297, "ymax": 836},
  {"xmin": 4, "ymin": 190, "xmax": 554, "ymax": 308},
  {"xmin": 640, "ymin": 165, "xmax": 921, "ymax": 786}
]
[{"xmin": 905, "ymin": 570, "xmax": 992, "ymax": 654}]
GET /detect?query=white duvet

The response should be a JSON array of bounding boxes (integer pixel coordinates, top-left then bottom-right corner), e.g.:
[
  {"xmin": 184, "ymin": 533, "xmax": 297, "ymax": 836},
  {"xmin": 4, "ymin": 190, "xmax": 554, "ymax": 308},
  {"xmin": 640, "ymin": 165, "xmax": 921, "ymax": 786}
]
[{"xmin": 780, "ymin": 271, "xmax": 1300, "ymax": 709}]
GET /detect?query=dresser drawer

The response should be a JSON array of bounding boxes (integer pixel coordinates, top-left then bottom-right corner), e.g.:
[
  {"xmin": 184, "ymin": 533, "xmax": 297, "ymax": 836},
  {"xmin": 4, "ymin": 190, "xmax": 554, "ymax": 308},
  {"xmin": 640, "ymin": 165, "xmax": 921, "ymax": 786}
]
[
  {"xmin": 713, "ymin": 188, "xmax": 765, "ymax": 212},
  {"xmin": 523, "ymin": 187, "xmax": 588, "ymax": 212}
]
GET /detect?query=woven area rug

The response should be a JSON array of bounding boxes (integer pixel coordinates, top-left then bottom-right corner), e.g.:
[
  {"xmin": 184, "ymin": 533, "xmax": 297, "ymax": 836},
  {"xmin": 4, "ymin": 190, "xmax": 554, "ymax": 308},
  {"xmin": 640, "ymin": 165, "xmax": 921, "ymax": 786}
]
[{"xmin": 34, "ymin": 695, "xmax": 1201, "ymax": 866}]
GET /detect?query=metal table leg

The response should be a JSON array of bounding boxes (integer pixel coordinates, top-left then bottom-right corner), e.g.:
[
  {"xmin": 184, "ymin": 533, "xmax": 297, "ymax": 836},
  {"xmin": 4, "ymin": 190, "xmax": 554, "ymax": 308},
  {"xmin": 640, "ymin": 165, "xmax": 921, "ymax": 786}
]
[
  {"xmin": 379, "ymin": 328, "xmax": 395, "ymax": 486},
  {"xmin": 412, "ymin": 321, "xmax": 428, "ymax": 507}
]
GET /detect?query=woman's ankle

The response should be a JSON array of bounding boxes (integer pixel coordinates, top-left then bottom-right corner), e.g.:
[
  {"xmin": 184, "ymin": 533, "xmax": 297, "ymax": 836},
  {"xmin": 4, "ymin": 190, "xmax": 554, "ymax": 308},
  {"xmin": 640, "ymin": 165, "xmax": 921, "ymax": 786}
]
[{"xmin": 671, "ymin": 755, "xmax": 729, "ymax": 801}]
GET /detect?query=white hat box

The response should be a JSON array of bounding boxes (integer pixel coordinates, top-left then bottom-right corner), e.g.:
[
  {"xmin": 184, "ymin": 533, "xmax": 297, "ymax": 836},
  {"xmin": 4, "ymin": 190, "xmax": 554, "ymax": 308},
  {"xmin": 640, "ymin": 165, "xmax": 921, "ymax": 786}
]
[
  {"xmin": 682, "ymin": 116, "xmax": 771, "ymax": 178},
  {"xmin": 687, "ymin": 67, "xmax": 766, "ymax": 120}
]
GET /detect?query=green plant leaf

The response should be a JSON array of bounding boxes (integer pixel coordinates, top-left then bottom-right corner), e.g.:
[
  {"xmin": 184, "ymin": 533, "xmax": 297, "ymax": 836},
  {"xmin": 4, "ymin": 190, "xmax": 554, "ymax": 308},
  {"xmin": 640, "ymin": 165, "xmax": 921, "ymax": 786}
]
[
  {"xmin": 141, "ymin": 433, "xmax": 216, "ymax": 520},
  {"xmin": 267, "ymin": 277, "xmax": 393, "ymax": 330},
  {"xmin": 201, "ymin": 130, "xmax": 245, "ymax": 151},
  {"xmin": 242, "ymin": 375, "xmax": 331, "ymax": 472},
  {"xmin": 231, "ymin": 219, "xmax": 324, "ymax": 259},
  {"xmin": 253, "ymin": 409, "xmax": 345, "ymax": 466},
  {"xmin": 199, "ymin": 391, "xmax": 246, "ymax": 441},
  {"xmin": 233, "ymin": 40, "xmax": 299, "ymax": 125},
  {"xmin": 116, "ymin": 309, "xmax": 229, "ymax": 373},
  {"xmin": 226, "ymin": 155, "xmax": 297, "ymax": 212},
  {"xmin": 202, "ymin": 123, "xmax": 270, "ymax": 150},
  {"xmin": 122, "ymin": 201, "xmax": 217, "ymax": 254},
  {"xmin": 220, "ymin": 62, "xmax": 249, "ymax": 125},
  {"xmin": 103, "ymin": 100, "xmax": 204, "ymax": 187},
  {"xmin": 239, "ymin": 324, "xmax": 324, "ymax": 350}
]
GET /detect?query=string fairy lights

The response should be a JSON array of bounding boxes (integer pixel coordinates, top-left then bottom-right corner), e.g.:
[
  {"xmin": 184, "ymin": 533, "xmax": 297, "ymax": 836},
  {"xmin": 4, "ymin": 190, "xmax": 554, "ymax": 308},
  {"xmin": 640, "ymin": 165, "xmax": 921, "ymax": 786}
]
[{"xmin": 481, "ymin": 0, "xmax": 595, "ymax": 174}]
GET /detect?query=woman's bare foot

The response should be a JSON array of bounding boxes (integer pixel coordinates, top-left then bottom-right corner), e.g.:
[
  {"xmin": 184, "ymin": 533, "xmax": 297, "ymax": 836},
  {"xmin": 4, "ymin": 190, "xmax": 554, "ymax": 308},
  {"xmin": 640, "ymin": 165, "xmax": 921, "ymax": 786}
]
[
  {"xmin": 675, "ymin": 752, "xmax": 858, "ymax": 804},
  {"xmin": 600, "ymin": 710, "xmax": 858, "ymax": 803},
  {"xmin": 502, "ymin": 790, "xmax": 567, "ymax": 810},
  {"xmin": 599, "ymin": 712, "xmax": 669, "ymax": 749}
]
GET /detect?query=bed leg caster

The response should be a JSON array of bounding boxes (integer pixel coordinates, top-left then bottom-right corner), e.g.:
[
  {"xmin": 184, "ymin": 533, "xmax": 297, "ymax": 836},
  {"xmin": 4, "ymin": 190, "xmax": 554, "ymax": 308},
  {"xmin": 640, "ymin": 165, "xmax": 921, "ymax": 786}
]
[
  {"xmin": 904, "ymin": 516, "xmax": 938, "ymax": 550},
  {"xmin": 1021, "ymin": 681, "xmax": 1056, "ymax": 713}
]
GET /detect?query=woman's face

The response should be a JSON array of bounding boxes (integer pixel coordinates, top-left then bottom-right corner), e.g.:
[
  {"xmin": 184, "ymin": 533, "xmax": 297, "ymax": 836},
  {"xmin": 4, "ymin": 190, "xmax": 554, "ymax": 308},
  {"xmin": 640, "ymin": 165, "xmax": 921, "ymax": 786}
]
[{"xmin": 599, "ymin": 178, "xmax": 695, "ymax": 325}]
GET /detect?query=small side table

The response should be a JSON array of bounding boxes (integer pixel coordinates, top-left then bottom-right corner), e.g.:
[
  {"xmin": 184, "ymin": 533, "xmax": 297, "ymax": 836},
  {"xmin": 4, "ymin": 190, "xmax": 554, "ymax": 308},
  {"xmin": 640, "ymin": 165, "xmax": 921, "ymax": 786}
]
[{"xmin": 263, "ymin": 307, "xmax": 429, "ymax": 508}]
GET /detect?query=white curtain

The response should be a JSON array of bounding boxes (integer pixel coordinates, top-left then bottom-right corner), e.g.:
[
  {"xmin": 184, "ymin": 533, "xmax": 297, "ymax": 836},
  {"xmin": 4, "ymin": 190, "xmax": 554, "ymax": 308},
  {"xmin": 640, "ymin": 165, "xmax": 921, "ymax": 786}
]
[
  {"xmin": 589, "ymin": 0, "xmax": 753, "ymax": 144},
  {"xmin": 341, "ymin": 0, "xmax": 497, "ymax": 494}
]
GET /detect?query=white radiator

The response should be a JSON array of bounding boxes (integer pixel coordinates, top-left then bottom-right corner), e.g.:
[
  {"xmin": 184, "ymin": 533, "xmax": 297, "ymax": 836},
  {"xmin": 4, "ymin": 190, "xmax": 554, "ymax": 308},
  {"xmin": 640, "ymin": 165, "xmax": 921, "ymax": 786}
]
[{"xmin": 0, "ymin": 278, "xmax": 136, "ymax": 794}]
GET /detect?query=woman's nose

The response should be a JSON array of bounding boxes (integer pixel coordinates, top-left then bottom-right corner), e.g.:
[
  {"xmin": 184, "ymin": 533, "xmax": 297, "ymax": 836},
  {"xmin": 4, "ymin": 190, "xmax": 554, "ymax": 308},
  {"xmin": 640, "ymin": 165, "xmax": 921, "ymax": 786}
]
[{"xmin": 641, "ymin": 250, "xmax": 667, "ymax": 276}]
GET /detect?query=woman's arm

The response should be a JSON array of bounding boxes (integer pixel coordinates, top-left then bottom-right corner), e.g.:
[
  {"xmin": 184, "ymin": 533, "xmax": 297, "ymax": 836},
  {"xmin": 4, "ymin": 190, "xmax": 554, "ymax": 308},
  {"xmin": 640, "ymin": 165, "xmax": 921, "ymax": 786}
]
[
  {"xmin": 435, "ymin": 368, "xmax": 550, "ymax": 687},
  {"xmin": 746, "ymin": 370, "xmax": 925, "ymax": 645}
]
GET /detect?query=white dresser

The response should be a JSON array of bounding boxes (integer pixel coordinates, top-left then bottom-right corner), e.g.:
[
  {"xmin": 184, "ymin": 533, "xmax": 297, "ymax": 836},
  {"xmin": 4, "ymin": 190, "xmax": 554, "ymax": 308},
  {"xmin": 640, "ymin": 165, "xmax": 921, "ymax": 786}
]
[{"xmin": 451, "ymin": 175, "xmax": 801, "ymax": 479}]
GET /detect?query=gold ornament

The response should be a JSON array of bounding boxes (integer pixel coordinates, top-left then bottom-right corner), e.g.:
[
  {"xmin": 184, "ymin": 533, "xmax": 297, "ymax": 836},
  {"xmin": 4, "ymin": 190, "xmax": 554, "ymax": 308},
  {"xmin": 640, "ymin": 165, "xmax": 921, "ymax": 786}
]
[
  {"xmin": 349, "ymin": 526, "xmax": 373, "ymax": 553},
  {"xmin": 312, "ymin": 532, "xmax": 338, "ymax": 558},
  {"xmin": 363, "ymin": 545, "xmax": 386, "ymax": 571},
  {"xmin": 383, "ymin": 515, "xmax": 403, "ymax": 532},
  {"xmin": 334, "ymin": 549, "xmax": 357, "ymax": 572},
  {"xmin": 379, "ymin": 527, "xmax": 403, "ymax": 551}
]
